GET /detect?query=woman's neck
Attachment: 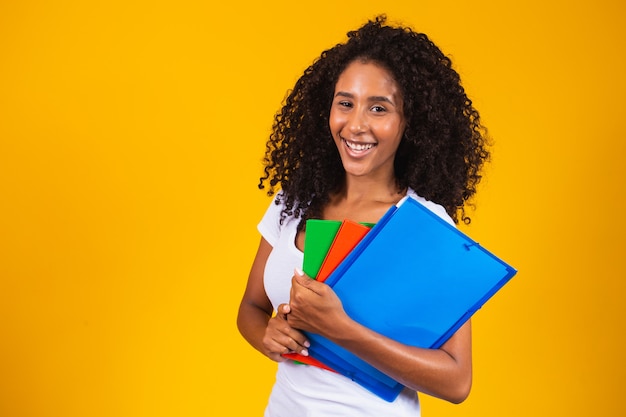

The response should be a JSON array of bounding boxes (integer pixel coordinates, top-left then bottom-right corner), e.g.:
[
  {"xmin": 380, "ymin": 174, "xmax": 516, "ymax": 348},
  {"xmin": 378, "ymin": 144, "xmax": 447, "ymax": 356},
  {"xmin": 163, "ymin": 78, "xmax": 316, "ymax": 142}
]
[
  {"xmin": 341, "ymin": 174, "xmax": 401, "ymax": 203},
  {"xmin": 323, "ymin": 175, "xmax": 406, "ymax": 223}
]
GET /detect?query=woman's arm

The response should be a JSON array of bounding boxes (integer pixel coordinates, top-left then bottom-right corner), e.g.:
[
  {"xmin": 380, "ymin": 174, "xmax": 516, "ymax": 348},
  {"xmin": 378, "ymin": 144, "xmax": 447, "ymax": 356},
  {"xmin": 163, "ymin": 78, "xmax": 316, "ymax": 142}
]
[
  {"xmin": 237, "ymin": 238, "xmax": 310, "ymax": 362},
  {"xmin": 287, "ymin": 271, "xmax": 472, "ymax": 403}
]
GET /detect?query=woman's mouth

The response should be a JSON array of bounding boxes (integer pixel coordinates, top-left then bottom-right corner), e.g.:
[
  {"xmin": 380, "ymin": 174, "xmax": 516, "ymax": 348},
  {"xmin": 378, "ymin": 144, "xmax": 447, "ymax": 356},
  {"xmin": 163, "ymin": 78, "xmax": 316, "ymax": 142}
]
[{"xmin": 342, "ymin": 138, "xmax": 376, "ymax": 152}]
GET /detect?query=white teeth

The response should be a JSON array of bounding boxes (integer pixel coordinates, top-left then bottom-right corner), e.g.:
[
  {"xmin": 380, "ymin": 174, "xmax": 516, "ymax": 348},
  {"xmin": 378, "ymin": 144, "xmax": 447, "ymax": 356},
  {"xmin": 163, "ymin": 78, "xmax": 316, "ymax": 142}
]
[{"xmin": 344, "ymin": 139, "xmax": 375, "ymax": 151}]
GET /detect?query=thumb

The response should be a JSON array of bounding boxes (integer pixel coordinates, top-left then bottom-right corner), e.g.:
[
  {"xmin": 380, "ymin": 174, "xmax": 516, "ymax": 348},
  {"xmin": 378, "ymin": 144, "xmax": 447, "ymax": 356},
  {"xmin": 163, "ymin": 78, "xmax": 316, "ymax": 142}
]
[
  {"xmin": 293, "ymin": 267, "xmax": 311, "ymax": 285},
  {"xmin": 293, "ymin": 268, "xmax": 323, "ymax": 293}
]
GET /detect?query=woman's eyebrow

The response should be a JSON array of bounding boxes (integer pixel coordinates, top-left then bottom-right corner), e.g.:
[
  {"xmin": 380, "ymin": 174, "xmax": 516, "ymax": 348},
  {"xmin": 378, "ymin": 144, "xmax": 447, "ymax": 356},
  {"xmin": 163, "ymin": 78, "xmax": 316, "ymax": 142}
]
[
  {"xmin": 335, "ymin": 91, "xmax": 396, "ymax": 106},
  {"xmin": 335, "ymin": 91, "xmax": 354, "ymax": 99},
  {"xmin": 369, "ymin": 95, "xmax": 395, "ymax": 105}
]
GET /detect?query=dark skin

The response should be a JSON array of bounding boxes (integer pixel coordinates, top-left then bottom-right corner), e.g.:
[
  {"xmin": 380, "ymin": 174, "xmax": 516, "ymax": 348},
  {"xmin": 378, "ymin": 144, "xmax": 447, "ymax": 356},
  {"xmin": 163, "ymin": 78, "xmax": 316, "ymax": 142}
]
[{"xmin": 237, "ymin": 61, "xmax": 472, "ymax": 404}]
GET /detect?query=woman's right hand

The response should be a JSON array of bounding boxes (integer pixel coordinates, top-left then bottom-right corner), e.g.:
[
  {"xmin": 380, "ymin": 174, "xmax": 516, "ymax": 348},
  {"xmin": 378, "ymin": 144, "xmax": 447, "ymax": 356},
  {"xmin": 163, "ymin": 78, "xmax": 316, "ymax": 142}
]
[{"xmin": 263, "ymin": 303, "xmax": 310, "ymax": 362}]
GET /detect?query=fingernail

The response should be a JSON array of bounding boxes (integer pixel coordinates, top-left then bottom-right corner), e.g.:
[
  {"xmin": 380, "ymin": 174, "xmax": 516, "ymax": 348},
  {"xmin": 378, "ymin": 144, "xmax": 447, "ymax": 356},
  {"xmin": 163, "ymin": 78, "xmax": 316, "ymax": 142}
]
[
  {"xmin": 301, "ymin": 349, "xmax": 309, "ymax": 356},
  {"xmin": 304, "ymin": 340, "xmax": 310, "ymax": 348},
  {"xmin": 295, "ymin": 267, "xmax": 304, "ymax": 276}
]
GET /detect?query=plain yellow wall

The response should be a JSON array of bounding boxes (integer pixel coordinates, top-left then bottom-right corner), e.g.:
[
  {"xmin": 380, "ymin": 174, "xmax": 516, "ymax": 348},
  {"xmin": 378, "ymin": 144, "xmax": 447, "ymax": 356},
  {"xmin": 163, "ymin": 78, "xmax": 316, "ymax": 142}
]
[{"xmin": 1, "ymin": 0, "xmax": 624, "ymax": 416}]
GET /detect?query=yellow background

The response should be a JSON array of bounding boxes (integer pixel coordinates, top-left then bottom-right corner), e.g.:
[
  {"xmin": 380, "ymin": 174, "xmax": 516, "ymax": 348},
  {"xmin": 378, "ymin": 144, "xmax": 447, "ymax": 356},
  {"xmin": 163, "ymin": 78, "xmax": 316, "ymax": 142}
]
[{"xmin": 1, "ymin": 1, "xmax": 624, "ymax": 416}]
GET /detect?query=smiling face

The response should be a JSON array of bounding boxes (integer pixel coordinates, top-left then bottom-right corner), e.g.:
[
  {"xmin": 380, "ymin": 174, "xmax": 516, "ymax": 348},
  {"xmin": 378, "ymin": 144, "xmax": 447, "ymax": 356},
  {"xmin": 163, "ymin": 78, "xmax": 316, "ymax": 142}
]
[{"xmin": 329, "ymin": 60, "xmax": 406, "ymax": 182}]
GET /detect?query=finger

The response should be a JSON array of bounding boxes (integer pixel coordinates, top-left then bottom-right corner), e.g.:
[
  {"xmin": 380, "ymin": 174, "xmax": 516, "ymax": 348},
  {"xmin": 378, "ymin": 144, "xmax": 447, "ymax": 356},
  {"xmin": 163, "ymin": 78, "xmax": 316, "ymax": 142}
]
[
  {"xmin": 274, "ymin": 333, "xmax": 310, "ymax": 356},
  {"xmin": 286, "ymin": 329, "xmax": 311, "ymax": 353},
  {"xmin": 278, "ymin": 303, "xmax": 291, "ymax": 316},
  {"xmin": 264, "ymin": 331, "xmax": 299, "ymax": 358},
  {"xmin": 275, "ymin": 321, "xmax": 311, "ymax": 355},
  {"xmin": 277, "ymin": 323, "xmax": 309, "ymax": 349},
  {"xmin": 266, "ymin": 314, "xmax": 310, "ymax": 355}
]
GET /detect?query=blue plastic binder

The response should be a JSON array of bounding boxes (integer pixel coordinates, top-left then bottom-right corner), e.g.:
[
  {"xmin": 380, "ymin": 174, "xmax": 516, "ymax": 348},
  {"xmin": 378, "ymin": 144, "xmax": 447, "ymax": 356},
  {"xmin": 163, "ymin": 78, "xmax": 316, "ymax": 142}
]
[{"xmin": 304, "ymin": 196, "xmax": 517, "ymax": 402}]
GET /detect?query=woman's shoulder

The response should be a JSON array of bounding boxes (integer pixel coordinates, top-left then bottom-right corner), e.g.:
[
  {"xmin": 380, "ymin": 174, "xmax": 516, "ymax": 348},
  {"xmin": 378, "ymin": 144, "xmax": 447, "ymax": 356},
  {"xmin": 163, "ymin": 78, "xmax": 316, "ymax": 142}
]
[{"xmin": 257, "ymin": 192, "xmax": 300, "ymax": 245}]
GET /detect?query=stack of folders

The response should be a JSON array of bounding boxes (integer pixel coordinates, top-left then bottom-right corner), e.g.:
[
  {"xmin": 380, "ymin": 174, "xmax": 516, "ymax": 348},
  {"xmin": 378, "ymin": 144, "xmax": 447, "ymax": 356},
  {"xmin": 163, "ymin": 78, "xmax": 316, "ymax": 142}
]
[
  {"xmin": 283, "ymin": 195, "xmax": 517, "ymax": 402},
  {"xmin": 282, "ymin": 219, "xmax": 373, "ymax": 371}
]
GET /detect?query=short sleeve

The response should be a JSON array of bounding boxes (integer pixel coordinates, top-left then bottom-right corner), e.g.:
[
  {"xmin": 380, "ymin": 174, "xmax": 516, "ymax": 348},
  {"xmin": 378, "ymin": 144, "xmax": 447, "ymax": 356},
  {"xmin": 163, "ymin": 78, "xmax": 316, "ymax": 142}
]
[{"xmin": 257, "ymin": 196, "xmax": 285, "ymax": 247}]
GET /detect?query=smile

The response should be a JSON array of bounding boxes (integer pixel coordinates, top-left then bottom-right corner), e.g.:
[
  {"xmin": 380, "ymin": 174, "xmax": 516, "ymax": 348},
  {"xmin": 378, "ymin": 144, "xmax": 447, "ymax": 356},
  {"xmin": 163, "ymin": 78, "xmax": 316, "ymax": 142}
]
[{"xmin": 342, "ymin": 138, "xmax": 376, "ymax": 152}]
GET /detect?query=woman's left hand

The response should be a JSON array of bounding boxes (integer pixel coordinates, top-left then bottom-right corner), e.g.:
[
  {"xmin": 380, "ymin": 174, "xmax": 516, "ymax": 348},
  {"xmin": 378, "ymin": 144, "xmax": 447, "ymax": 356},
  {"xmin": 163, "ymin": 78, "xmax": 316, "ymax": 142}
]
[{"xmin": 287, "ymin": 269, "xmax": 349, "ymax": 338}]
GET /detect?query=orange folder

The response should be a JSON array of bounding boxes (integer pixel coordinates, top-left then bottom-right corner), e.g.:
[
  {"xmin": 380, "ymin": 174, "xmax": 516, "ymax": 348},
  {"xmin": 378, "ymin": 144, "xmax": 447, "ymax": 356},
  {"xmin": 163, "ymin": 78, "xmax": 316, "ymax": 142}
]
[
  {"xmin": 282, "ymin": 352, "xmax": 337, "ymax": 372},
  {"xmin": 317, "ymin": 220, "xmax": 372, "ymax": 282}
]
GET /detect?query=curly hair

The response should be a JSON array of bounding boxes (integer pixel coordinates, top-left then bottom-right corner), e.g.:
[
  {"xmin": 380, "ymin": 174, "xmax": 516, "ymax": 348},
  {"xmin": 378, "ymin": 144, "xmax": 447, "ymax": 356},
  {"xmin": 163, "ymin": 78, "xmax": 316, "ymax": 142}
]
[{"xmin": 259, "ymin": 15, "xmax": 490, "ymax": 226}]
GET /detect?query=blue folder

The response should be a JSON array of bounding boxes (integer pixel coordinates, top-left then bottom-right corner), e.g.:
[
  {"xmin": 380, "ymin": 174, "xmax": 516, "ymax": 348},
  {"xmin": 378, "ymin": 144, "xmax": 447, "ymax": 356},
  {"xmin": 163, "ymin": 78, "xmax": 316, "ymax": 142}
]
[{"xmin": 304, "ymin": 196, "xmax": 517, "ymax": 402}]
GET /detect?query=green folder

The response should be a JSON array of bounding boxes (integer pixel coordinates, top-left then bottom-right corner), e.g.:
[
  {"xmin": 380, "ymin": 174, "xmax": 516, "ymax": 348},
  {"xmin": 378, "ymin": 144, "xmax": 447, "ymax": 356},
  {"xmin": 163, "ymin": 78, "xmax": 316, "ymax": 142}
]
[{"xmin": 302, "ymin": 220, "xmax": 342, "ymax": 278}]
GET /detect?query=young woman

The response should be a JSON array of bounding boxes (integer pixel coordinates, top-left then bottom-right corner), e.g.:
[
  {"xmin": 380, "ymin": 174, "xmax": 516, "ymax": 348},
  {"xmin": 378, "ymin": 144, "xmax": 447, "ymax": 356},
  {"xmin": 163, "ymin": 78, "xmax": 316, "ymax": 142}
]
[{"xmin": 238, "ymin": 16, "xmax": 490, "ymax": 416}]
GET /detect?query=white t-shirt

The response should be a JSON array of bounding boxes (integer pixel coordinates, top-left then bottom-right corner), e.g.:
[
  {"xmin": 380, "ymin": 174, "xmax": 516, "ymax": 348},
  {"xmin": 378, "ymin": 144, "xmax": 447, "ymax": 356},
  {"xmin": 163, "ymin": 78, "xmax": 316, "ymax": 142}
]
[{"xmin": 257, "ymin": 191, "xmax": 454, "ymax": 417}]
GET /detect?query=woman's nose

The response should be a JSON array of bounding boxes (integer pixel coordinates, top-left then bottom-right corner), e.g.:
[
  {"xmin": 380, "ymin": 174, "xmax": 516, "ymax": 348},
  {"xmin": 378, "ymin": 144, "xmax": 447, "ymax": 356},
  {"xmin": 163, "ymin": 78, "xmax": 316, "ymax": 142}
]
[{"xmin": 348, "ymin": 111, "xmax": 367, "ymax": 134}]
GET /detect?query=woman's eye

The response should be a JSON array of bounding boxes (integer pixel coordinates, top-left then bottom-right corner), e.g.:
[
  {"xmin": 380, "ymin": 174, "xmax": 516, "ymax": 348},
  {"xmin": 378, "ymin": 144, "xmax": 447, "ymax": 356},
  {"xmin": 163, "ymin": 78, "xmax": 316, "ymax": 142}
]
[
  {"xmin": 338, "ymin": 101, "xmax": 352, "ymax": 108},
  {"xmin": 371, "ymin": 105, "xmax": 387, "ymax": 113}
]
